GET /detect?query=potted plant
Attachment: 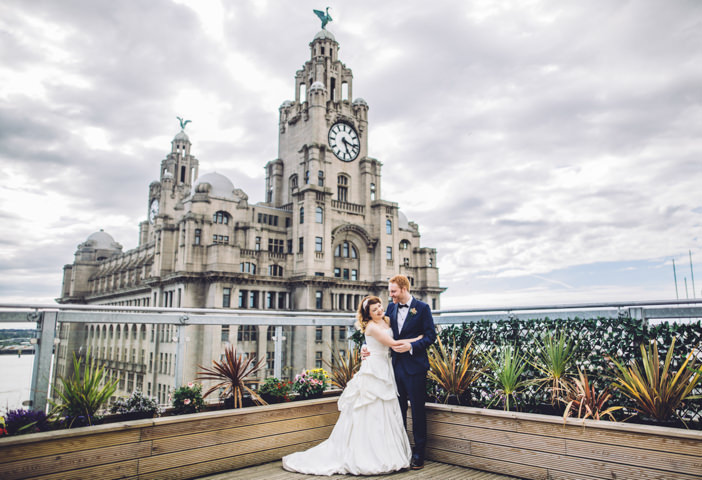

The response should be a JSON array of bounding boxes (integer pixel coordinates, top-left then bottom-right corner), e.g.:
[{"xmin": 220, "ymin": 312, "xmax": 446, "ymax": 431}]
[
  {"xmin": 560, "ymin": 367, "xmax": 622, "ymax": 422},
  {"xmin": 427, "ymin": 335, "xmax": 483, "ymax": 405},
  {"xmin": 171, "ymin": 382, "xmax": 205, "ymax": 415},
  {"xmin": 259, "ymin": 377, "xmax": 292, "ymax": 403},
  {"xmin": 608, "ymin": 337, "xmax": 702, "ymax": 427},
  {"xmin": 0, "ymin": 409, "xmax": 51, "ymax": 436},
  {"xmin": 50, "ymin": 350, "xmax": 118, "ymax": 427},
  {"xmin": 109, "ymin": 389, "xmax": 160, "ymax": 420},
  {"xmin": 481, "ymin": 344, "xmax": 528, "ymax": 411},
  {"xmin": 292, "ymin": 368, "xmax": 329, "ymax": 399},
  {"xmin": 196, "ymin": 345, "xmax": 267, "ymax": 409},
  {"xmin": 324, "ymin": 346, "xmax": 361, "ymax": 389}
]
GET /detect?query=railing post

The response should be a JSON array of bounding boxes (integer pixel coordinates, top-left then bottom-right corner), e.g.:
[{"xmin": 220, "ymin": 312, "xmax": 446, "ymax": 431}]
[
  {"xmin": 174, "ymin": 315, "xmax": 188, "ymax": 390},
  {"xmin": 273, "ymin": 325, "xmax": 284, "ymax": 379},
  {"xmin": 29, "ymin": 310, "xmax": 57, "ymax": 413},
  {"xmin": 629, "ymin": 307, "xmax": 647, "ymax": 326}
]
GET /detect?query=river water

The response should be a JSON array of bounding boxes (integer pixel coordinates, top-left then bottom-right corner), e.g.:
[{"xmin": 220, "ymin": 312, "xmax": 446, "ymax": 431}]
[{"xmin": 0, "ymin": 354, "xmax": 35, "ymax": 412}]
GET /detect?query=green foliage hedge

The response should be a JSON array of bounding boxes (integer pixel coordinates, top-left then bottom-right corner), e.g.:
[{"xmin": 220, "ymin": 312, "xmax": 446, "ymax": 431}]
[{"xmin": 436, "ymin": 316, "xmax": 702, "ymax": 426}]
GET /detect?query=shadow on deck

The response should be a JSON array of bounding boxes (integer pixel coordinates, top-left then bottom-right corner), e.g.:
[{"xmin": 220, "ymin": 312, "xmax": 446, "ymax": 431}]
[{"xmin": 195, "ymin": 460, "xmax": 520, "ymax": 480}]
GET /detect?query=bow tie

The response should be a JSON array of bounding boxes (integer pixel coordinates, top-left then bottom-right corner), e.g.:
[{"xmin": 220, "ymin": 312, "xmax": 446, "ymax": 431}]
[{"xmin": 398, "ymin": 304, "xmax": 409, "ymax": 309}]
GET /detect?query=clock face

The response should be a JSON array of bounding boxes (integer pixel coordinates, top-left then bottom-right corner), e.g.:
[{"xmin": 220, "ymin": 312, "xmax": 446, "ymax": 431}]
[
  {"xmin": 328, "ymin": 122, "xmax": 360, "ymax": 162},
  {"xmin": 149, "ymin": 199, "xmax": 159, "ymax": 223}
]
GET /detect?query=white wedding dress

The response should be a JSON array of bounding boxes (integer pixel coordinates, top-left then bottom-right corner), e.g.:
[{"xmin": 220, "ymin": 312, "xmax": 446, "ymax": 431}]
[{"xmin": 282, "ymin": 328, "xmax": 411, "ymax": 475}]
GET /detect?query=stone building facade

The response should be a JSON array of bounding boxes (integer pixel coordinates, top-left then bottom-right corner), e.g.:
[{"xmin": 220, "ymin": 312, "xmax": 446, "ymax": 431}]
[{"xmin": 55, "ymin": 29, "xmax": 444, "ymax": 404}]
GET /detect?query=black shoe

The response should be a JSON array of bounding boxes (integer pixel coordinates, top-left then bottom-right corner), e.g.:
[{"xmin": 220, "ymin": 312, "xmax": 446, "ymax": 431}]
[{"xmin": 410, "ymin": 454, "xmax": 424, "ymax": 470}]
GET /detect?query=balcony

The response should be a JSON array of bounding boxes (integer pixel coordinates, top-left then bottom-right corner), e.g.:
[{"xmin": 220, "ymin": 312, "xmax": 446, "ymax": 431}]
[{"xmin": 1, "ymin": 301, "xmax": 701, "ymax": 479}]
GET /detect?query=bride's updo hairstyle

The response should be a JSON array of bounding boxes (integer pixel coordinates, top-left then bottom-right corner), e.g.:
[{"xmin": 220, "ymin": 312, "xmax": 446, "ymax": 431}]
[{"xmin": 355, "ymin": 296, "xmax": 390, "ymax": 333}]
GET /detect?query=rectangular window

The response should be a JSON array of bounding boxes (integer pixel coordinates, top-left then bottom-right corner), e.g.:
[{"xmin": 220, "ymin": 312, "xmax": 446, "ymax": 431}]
[
  {"xmin": 315, "ymin": 236, "xmax": 323, "ymax": 252},
  {"xmin": 343, "ymin": 268, "xmax": 349, "ymax": 280},
  {"xmin": 315, "ymin": 351, "xmax": 323, "ymax": 369},
  {"xmin": 287, "ymin": 239, "xmax": 293, "ymax": 253},
  {"xmin": 315, "ymin": 326, "xmax": 323, "ymax": 342},
  {"xmin": 278, "ymin": 293, "xmax": 286, "ymax": 309},
  {"xmin": 386, "ymin": 246, "xmax": 393, "ymax": 260},
  {"xmin": 316, "ymin": 290, "xmax": 323, "ymax": 309},
  {"xmin": 194, "ymin": 229, "xmax": 201, "ymax": 245},
  {"xmin": 221, "ymin": 325, "xmax": 229, "ymax": 342},
  {"xmin": 223, "ymin": 287, "xmax": 231, "ymax": 308},
  {"xmin": 266, "ymin": 292, "xmax": 274, "ymax": 308},
  {"xmin": 299, "ymin": 237, "xmax": 304, "ymax": 253},
  {"xmin": 334, "ymin": 267, "xmax": 340, "ymax": 278},
  {"xmin": 255, "ymin": 236, "xmax": 261, "ymax": 251},
  {"xmin": 238, "ymin": 290, "xmax": 246, "ymax": 308},
  {"xmin": 285, "ymin": 217, "xmax": 291, "ymax": 228},
  {"xmin": 351, "ymin": 269, "xmax": 358, "ymax": 281},
  {"xmin": 339, "ymin": 327, "xmax": 347, "ymax": 341},
  {"xmin": 249, "ymin": 291, "xmax": 257, "ymax": 309}
]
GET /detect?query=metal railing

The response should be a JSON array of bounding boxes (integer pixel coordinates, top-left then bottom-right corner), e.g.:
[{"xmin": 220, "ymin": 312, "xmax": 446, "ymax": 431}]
[{"xmin": 2, "ymin": 298, "xmax": 701, "ymax": 413}]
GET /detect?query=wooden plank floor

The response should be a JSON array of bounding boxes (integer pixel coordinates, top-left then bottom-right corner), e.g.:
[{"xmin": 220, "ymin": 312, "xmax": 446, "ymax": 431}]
[{"xmin": 195, "ymin": 460, "xmax": 522, "ymax": 480}]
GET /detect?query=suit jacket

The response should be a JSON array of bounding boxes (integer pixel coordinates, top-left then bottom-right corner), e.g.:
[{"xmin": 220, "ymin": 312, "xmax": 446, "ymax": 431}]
[{"xmin": 388, "ymin": 297, "xmax": 437, "ymax": 376}]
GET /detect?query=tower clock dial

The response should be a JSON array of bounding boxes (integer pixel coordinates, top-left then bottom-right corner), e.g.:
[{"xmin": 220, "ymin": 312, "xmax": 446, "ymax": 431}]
[
  {"xmin": 328, "ymin": 122, "xmax": 360, "ymax": 162},
  {"xmin": 149, "ymin": 199, "xmax": 159, "ymax": 224}
]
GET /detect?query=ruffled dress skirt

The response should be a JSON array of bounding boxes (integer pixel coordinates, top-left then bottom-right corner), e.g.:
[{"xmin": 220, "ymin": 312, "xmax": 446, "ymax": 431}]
[{"xmin": 282, "ymin": 337, "xmax": 411, "ymax": 475}]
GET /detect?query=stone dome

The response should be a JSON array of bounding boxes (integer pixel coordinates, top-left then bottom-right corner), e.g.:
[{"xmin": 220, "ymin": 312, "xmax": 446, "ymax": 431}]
[
  {"xmin": 280, "ymin": 100, "xmax": 293, "ymax": 108},
  {"xmin": 174, "ymin": 130, "xmax": 190, "ymax": 142},
  {"xmin": 313, "ymin": 29, "xmax": 336, "ymax": 42},
  {"xmin": 82, "ymin": 230, "xmax": 122, "ymax": 251},
  {"xmin": 192, "ymin": 172, "xmax": 236, "ymax": 199},
  {"xmin": 353, "ymin": 98, "xmax": 368, "ymax": 107}
]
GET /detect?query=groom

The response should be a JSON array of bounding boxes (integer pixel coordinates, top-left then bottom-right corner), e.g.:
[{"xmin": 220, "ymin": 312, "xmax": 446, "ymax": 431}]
[{"xmin": 366, "ymin": 274, "xmax": 437, "ymax": 469}]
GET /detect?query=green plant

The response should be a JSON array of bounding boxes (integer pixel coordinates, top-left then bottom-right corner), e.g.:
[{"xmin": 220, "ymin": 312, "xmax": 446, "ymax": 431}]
[
  {"xmin": 608, "ymin": 338, "xmax": 702, "ymax": 426},
  {"xmin": 428, "ymin": 335, "xmax": 483, "ymax": 405},
  {"xmin": 482, "ymin": 345, "xmax": 529, "ymax": 411},
  {"xmin": 50, "ymin": 350, "xmax": 118, "ymax": 427},
  {"xmin": 561, "ymin": 367, "xmax": 622, "ymax": 422},
  {"xmin": 110, "ymin": 390, "xmax": 160, "ymax": 417},
  {"xmin": 171, "ymin": 382, "xmax": 205, "ymax": 414},
  {"xmin": 259, "ymin": 377, "xmax": 292, "ymax": 402},
  {"xmin": 196, "ymin": 345, "xmax": 266, "ymax": 408},
  {"xmin": 324, "ymin": 346, "xmax": 361, "ymax": 389},
  {"xmin": 530, "ymin": 329, "xmax": 577, "ymax": 405},
  {"xmin": 292, "ymin": 368, "xmax": 329, "ymax": 399}
]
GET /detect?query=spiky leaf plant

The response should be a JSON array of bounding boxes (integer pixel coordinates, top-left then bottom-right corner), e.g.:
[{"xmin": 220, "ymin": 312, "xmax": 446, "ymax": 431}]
[
  {"xmin": 482, "ymin": 345, "xmax": 529, "ymax": 411},
  {"xmin": 561, "ymin": 367, "xmax": 622, "ymax": 422},
  {"xmin": 196, "ymin": 345, "xmax": 267, "ymax": 409},
  {"xmin": 530, "ymin": 329, "xmax": 577, "ymax": 405},
  {"xmin": 324, "ymin": 346, "xmax": 361, "ymax": 389},
  {"xmin": 428, "ymin": 335, "xmax": 483, "ymax": 405},
  {"xmin": 608, "ymin": 338, "xmax": 702, "ymax": 426}
]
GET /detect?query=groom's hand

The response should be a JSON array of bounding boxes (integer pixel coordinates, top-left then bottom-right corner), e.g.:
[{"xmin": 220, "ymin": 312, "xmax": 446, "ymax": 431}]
[
  {"xmin": 391, "ymin": 343, "xmax": 411, "ymax": 353},
  {"xmin": 361, "ymin": 345, "xmax": 370, "ymax": 359}
]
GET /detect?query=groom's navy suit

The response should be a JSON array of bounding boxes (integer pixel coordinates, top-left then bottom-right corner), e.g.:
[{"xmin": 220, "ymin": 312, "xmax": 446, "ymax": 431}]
[{"xmin": 387, "ymin": 297, "xmax": 436, "ymax": 458}]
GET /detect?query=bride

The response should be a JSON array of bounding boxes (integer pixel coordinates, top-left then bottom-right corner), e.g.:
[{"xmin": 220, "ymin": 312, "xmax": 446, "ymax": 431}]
[{"xmin": 282, "ymin": 295, "xmax": 422, "ymax": 475}]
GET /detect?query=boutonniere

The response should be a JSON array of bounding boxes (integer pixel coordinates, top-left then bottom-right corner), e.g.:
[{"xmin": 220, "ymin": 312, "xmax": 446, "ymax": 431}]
[{"xmin": 410, "ymin": 308, "xmax": 417, "ymax": 316}]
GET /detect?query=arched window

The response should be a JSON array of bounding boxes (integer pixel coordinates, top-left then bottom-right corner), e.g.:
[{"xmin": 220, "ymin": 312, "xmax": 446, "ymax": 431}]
[
  {"xmin": 300, "ymin": 206, "xmax": 304, "ymax": 224},
  {"xmin": 334, "ymin": 241, "xmax": 358, "ymax": 258},
  {"xmin": 337, "ymin": 175, "xmax": 348, "ymax": 202},
  {"xmin": 116, "ymin": 325, "xmax": 121, "ymax": 340},
  {"xmin": 240, "ymin": 262, "xmax": 256, "ymax": 274},
  {"xmin": 370, "ymin": 183, "xmax": 376, "ymax": 201},
  {"xmin": 386, "ymin": 219, "xmax": 392, "ymax": 234},
  {"xmin": 213, "ymin": 211, "xmax": 230, "ymax": 225},
  {"xmin": 315, "ymin": 206, "xmax": 323, "ymax": 223},
  {"xmin": 399, "ymin": 240, "xmax": 410, "ymax": 250}
]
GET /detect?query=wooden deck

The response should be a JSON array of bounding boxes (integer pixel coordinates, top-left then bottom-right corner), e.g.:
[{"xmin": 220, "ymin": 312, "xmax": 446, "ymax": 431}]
[{"xmin": 195, "ymin": 460, "xmax": 521, "ymax": 479}]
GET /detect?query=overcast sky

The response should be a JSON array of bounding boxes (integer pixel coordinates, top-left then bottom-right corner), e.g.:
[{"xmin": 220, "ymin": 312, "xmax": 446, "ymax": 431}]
[{"xmin": 1, "ymin": 0, "xmax": 701, "ymax": 310}]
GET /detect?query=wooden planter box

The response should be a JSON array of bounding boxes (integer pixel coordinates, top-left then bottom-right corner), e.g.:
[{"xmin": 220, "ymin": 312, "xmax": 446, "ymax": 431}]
[
  {"xmin": 2, "ymin": 400, "xmax": 701, "ymax": 479},
  {"xmin": 423, "ymin": 403, "xmax": 702, "ymax": 480},
  {"xmin": 0, "ymin": 398, "xmax": 341, "ymax": 480}
]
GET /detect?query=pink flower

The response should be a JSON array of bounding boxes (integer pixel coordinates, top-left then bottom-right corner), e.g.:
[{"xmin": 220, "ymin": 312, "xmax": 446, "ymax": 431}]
[
  {"xmin": 187, "ymin": 382, "xmax": 194, "ymax": 388},
  {"xmin": 184, "ymin": 398, "xmax": 191, "ymax": 405}
]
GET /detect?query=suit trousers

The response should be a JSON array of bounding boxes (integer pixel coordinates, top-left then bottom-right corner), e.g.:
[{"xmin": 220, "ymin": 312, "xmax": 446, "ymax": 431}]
[{"xmin": 394, "ymin": 368, "xmax": 427, "ymax": 457}]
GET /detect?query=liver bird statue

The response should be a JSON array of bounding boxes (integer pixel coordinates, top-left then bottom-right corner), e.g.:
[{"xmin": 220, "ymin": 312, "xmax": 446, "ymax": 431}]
[
  {"xmin": 177, "ymin": 116, "xmax": 192, "ymax": 130},
  {"xmin": 313, "ymin": 7, "xmax": 332, "ymax": 29}
]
